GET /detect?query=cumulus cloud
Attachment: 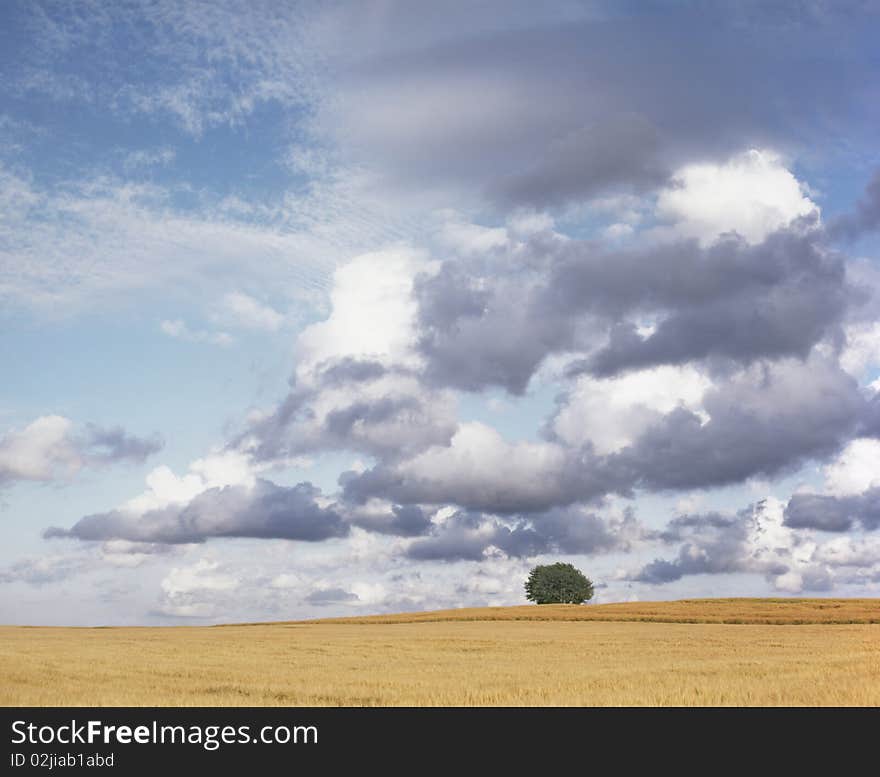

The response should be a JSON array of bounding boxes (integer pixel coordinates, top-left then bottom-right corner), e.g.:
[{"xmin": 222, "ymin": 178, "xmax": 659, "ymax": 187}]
[
  {"xmin": 237, "ymin": 248, "xmax": 458, "ymax": 461},
  {"xmin": 342, "ymin": 422, "xmax": 618, "ymax": 514},
  {"xmin": 0, "ymin": 416, "xmax": 81, "ymax": 484},
  {"xmin": 415, "ymin": 217, "xmax": 852, "ymax": 392},
  {"xmin": 157, "ymin": 559, "xmax": 241, "ymax": 618},
  {"xmin": 406, "ymin": 505, "xmax": 640, "ymax": 562},
  {"xmin": 839, "ymin": 320, "xmax": 880, "ymax": 381},
  {"xmin": 581, "ymin": 225, "xmax": 847, "ymax": 377},
  {"xmin": 305, "ymin": 587, "xmax": 359, "ymax": 605},
  {"xmin": 116, "ymin": 449, "xmax": 268, "ymax": 516},
  {"xmin": 297, "ymin": 247, "xmax": 429, "ymax": 370},
  {"xmin": 47, "ymin": 479, "xmax": 348, "ymax": 544},
  {"xmin": 0, "ymin": 415, "xmax": 162, "ymax": 487},
  {"xmin": 344, "ymin": 354, "xmax": 874, "ymax": 514},
  {"xmin": 655, "ymin": 149, "xmax": 817, "ymax": 245},
  {"xmin": 822, "ymin": 438, "xmax": 880, "ymax": 496},
  {"xmin": 348, "ymin": 502, "xmax": 433, "ymax": 537},
  {"xmin": 783, "ymin": 488, "xmax": 880, "ymax": 533},
  {"xmin": 241, "ymin": 367, "xmax": 457, "ymax": 463},
  {"xmin": 611, "ymin": 355, "xmax": 869, "ymax": 491},
  {"xmin": 632, "ymin": 499, "xmax": 832, "ymax": 593},
  {"xmin": 82, "ymin": 424, "xmax": 165, "ymax": 464},
  {"xmin": 549, "ymin": 365, "xmax": 711, "ymax": 455}
]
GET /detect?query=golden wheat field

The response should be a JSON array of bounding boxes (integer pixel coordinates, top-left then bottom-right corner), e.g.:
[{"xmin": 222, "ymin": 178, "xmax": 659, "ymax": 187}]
[{"xmin": 2, "ymin": 599, "xmax": 879, "ymax": 706}]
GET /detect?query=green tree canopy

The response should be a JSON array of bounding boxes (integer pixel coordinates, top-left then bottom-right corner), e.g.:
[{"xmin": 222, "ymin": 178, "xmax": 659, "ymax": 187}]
[{"xmin": 525, "ymin": 563, "xmax": 594, "ymax": 604}]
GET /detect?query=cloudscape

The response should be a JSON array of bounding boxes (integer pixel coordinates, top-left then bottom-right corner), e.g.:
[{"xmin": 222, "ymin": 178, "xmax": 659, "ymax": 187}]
[{"xmin": 2, "ymin": 1, "xmax": 880, "ymax": 624}]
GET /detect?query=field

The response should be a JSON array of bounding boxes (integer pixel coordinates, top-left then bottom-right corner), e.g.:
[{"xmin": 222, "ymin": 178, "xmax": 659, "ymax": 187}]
[{"xmin": 2, "ymin": 598, "xmax": 879, "ymax": 706}]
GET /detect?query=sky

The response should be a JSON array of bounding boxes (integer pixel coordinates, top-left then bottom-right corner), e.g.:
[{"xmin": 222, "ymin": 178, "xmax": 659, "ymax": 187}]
[{"xmin": 2, "ymin": 1, "xmax": 880, "ymax": 625}]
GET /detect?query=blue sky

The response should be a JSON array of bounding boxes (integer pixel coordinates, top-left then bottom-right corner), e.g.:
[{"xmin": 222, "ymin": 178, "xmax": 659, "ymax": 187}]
[{"xmin": 2, "ymin": 1, "xmax": 880, "ymax": 624}]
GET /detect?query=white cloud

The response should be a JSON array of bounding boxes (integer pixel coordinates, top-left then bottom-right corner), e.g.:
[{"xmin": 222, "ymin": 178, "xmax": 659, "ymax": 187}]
[
  {"xmin": 288, "ymin": 370, "xmax": 458, "ymax": 458},
  {"xmin": 397, "ymin": 421, "xmax": 570, "ymax": 506},
  {"xmin": 773, "ymin": 571, "xmax": 805, "ymax": 593},
  {"xmin": 158, "ymin": 559, "xmax": 240, "ymax": 618},
  {"xmin": 0, "ymin": 163, "xmax": 424, "ymax": 315},
  {"xmin": 0, "ymin": 170, "xmax": 335, "ymax": 311},
  {"xmin": 552, "ymin": 365, "xmax": 712, "ymax": 455},
  {"xmin": 160, "ymin": 319, "xmax": 233, "ymax": 346},
  {"xmin": 296, "ymin": 246, "xmax": 431, "ymax": 373},
  {"xmin": 656, "ymin": 149, "xmax": 817, "ymax": 245},
  {"xmin": 814, "ymin": 535, "xmax": 880, "ymax": 568},
  {"xmin": 224, "ymin": 242, "xmax": 459, "ymax": 461},
  {"xmin": 435, "ymin": 210, "xmax": 508, "ymax": 255},
  {"xmin": 744, "ymin": 498, "xmax": 826, "ymax": 594},
  {"xmin": 161, "ymin": 559, "xmax": 239, "ymax": 596},
  {"xmin": 270, "ymin": 572, "xmax": 305, "ymax": 590},
  {"xmin": 822, "ymin": 438, "xmax": 880, "ymax": 496},
  {"xmin": 0, "ymin": 415, "xmax": 79, "ymax": 482},
  {"xmin": 218, "ymin": 292, "xmax": 285, "ymax": 332},
  {"xmin": 506, "ymin": 210, "xmax": 555, "ymax": 237},
  {"xmin": 349, "ymin": 581, "xmax": 386, "ymax": 605},
  {"xmin": 122, "ymin": 449, "xmax": 268, "ymax": 515},
  {"xmin": 13, "ymin": 3, "xmax": 323, "ymax": 136},
  {"xmin": 0, "ymin": 551, "xmax": 90, "ymax": 585},
  {"xmin": 0, "ymin": 415, "xmax": 161, "ymax": 488},
  {"xmin": 839, "ymin": 321, "xmax": 880, "ymax": 380}
]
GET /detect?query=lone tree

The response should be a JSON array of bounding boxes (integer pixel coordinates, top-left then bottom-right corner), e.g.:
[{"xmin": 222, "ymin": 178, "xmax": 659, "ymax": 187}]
[{"xmin": 525, "ymin": 563, "xmax": 594, "ymax": 604}]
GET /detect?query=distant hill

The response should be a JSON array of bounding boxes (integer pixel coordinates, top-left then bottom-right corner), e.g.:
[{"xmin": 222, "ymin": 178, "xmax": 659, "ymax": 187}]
[{"xmin": 296, "ymin": 598, "xmax": 880, "ymax": 626}]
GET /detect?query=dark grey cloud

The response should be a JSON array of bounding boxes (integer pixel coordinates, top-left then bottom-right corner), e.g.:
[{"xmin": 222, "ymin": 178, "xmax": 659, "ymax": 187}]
[
  {"xmin": 238, "ymin": 361, "xmax": 455, "ymax": 463},
  {"xmin": 634, "ymin": 512, "xmax": 752, "ymax": 584},
  {"xmin": 631, "ymin": 502, "xmax": 802, "ymax": 586},
  {"xmin": 586, "ymin": 248, "xmax": 846, "ymax": 376},
  {"xmin": 828, "ymin": 169, "xmax": 880, "ymax": 241},
  {"xmin": 305, "ymin": 587, "xmax": 359, "ymax": 605},
  {"xmin": 323, "ymin": 397, "xmax": 422, "ymax": 439},
  {"xmin": 497, "ymin": 113, "xmax": 669, "ymax": 207},
  {"xmin": 610, "ymin": 357, "xmax": 868, "ymax": 491},
  {"xmin": 784, "ymin": 487, "xmax": 880, "ymax": 532},
  {"xmin": 345, "ymin": 355, "xmax": 872, "ymax": 514},
  {"xmin": 81, "ymin": 424, "xmax": 164, "ymax": 463},
  {"xmin": 316, "ymin": 357, "xmax": 389, "ymax": 386},
  {"xmin": 340, "ymin": 446, "xmax": 627, "ymax": 515},
  {"xmin": 415, "ymin": 220, "xmax": 856, "ymax": 393},
  {"xmin": 415, "ymin": 253, "xmax": 588, "ymax": 394},
  {"xmin": 638, "ymin": 510, "xmax": 732, "ymax": 581},
  {"xmin": 45, "ymin": 479, "xmax": 349, "ymax": 544},
  {"xmin": 329, "ymin": 5, "xmax": 878, "ymax": 208},
  {"xmin": 405, "ymin": 507, "xmax": 633, "ymax": 562},
  {"xmin": 349, "ymin": 504, "xmax": 433, "ymax": 537},
  {"xmin": 531, "ymin": 506, "xmax": 634, "ymax": 556},
  {"xmin": 406, "ymin": 512, "xmax": 510, "ymax": 561}
]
